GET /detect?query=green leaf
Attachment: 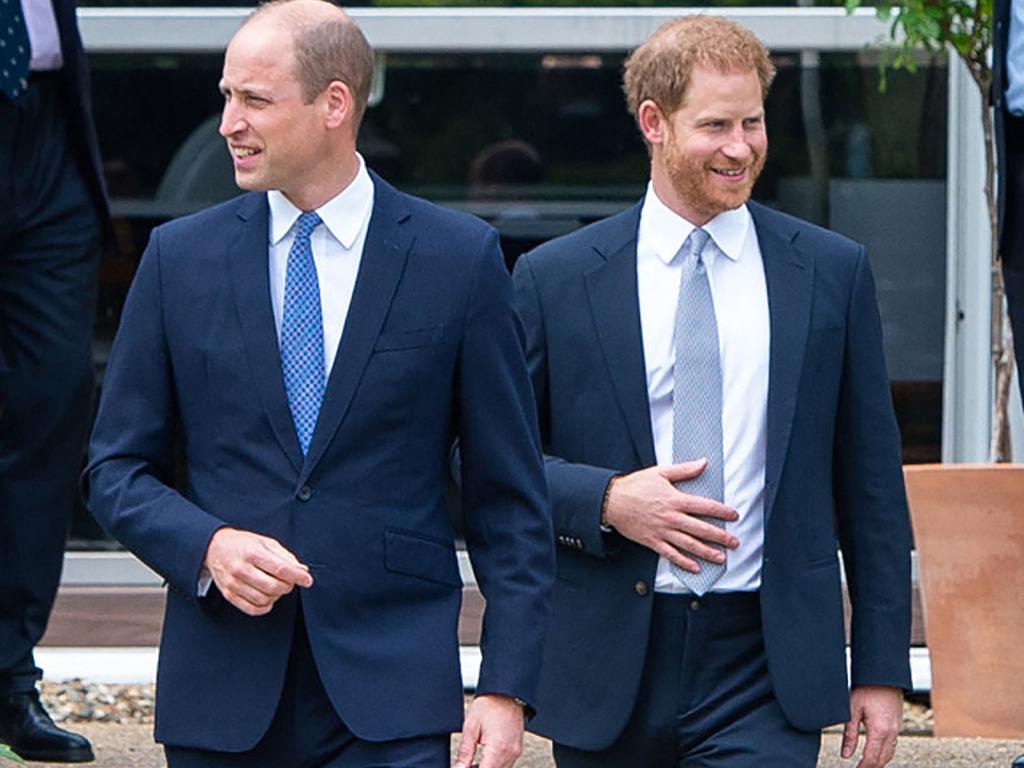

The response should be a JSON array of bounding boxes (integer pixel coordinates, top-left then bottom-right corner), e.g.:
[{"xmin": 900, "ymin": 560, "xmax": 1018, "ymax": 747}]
[{"xmin": 0, "ymin": 744, "xmax": 24, "ymax": 764}]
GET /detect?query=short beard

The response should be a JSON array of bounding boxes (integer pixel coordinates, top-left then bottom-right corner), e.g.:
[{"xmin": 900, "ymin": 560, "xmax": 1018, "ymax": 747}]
[{"xmin": 663, "ymin": 137, "xmax": 765, "ymax": 222}]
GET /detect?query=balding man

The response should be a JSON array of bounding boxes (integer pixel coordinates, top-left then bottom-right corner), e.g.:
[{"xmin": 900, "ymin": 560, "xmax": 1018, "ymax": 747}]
[{"xmin": 84, "ymin": 2, "xmax": 552, "ymax": 766}]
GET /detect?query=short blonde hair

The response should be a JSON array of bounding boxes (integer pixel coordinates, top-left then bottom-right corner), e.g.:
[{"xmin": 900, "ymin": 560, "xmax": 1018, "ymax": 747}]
[{"xmin": 623, "ymin": 16, "xmax": 776, "ymax": 120}]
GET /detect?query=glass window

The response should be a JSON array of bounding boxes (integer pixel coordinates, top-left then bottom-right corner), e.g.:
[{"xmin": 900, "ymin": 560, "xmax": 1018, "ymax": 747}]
[{"xmin": 73, "ymin": 48, "xmax": 947, "ymax": 543}]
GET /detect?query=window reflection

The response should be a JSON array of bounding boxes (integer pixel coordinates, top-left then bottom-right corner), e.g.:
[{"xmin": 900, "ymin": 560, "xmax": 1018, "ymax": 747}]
[{"xmin": 75, "ymin": 49, "xmax": 947, "ymax": 543}]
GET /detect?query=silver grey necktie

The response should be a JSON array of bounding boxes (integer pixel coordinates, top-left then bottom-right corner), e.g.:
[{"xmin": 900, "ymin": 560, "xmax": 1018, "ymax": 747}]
[{"xmin": 670, "ymin": 228, "xmax": 726, "ymax": 594}]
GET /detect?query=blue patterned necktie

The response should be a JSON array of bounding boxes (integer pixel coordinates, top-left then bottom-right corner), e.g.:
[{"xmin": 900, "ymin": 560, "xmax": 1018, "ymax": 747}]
[
  {"xmin": 0, "ymin": 0, "xmax": 31, "ymax": 100},
  {"xmin": 669, "ymin": 228, "xmax": 727, "ymax": 594},
  {"xmin": 280, "ymin": 211, "xmax": 325, "ymax": 456}
]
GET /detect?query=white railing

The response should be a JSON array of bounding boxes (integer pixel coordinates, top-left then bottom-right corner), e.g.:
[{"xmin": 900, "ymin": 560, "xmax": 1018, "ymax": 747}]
[{"xmin": 79, "ymin": 6, "xmax": 892, "ymax": 53}]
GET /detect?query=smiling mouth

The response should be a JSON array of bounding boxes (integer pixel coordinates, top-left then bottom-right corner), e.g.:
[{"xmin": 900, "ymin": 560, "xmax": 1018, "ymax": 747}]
[
  {"xmin": 231, "ymin": 146, "xmax": 261, "ymax": 159},
  {"xmin": 712, "ymin": 167, "xmax": 747, "ymax": 178}
]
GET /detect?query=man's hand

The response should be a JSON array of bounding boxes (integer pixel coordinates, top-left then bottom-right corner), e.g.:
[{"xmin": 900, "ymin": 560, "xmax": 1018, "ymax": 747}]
[
  {"xmin": 203, "ymin": 527, "xmax": 313, "ymax": 616},
  {"xmin": 453, "ymin": 694, "xmax": 524, "ymax": 768},
  {"xmin": 603, "ymin": 459, "xmax": 739, "ymax": 573},
  {"xmin": 841, "ymin": 685, "xmax": 902, "ymax": 768}
]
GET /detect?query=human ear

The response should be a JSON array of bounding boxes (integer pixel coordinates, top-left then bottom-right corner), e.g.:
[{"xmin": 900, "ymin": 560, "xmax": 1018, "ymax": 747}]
[
  {"xmin": 323, "ymin": 80, "xmax": 352, "ymax": 130},
  {"xmin": 637, "ymin": 99, "xmax": 668, "ymax": 146}
]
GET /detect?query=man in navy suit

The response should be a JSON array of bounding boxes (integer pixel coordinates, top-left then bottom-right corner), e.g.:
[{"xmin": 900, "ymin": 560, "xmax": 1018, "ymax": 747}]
[
  {"xmin": 85, "ymin": 2, "xmax": 552, "ymax": 766},
  {"xmin": 996, "ymin": 0, "xmax": 1024, "ymax": 402},
  {"xmin": 0, "ymin": 0, "xmax": 110, "ymax": 761},
  {"xmin": 994, "ymin": 6, "xmax": 1024, "ymax": 766},
  {"xmin": 515, "ymin": 17, "xmax": 911, "ymax": 768}
]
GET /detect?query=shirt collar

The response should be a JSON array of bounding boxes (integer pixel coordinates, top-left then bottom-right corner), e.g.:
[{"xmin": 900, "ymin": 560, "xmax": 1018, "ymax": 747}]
[
  {"xmin": 268, "ymin": 153, "xmax": 374, "ymax": 249},
  {"xmin": 640, "ymin": 182, "xmax": 752, "ymax": 265}
]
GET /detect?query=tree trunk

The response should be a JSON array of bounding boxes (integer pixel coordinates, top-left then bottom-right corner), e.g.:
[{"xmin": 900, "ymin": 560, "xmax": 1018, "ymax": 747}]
[{"xmin": 973, "ymin": 62, "xmax": 1014, "ymax": 461}]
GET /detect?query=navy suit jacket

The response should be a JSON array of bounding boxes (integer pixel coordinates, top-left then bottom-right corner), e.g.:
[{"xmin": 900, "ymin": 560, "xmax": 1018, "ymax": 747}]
[
  {"xmin": 53, "ymin": 0, "xmax": 110, "ymax": 232},
  {"xmin": 994, "ymin": 0, "xmax": 1024, "ymax": 401},
  {"xmin": 513, "ymin": 200, "xmax": 912, "ymax": 749},
  {"xmin": 85, "ymin": 174, "xmax": 553, "ymax": 751}
]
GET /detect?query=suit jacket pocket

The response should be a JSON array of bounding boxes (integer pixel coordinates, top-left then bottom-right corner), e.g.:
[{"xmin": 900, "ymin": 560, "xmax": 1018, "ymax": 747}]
[
  {"xmin": 805, "ymin": 552, "xmax": 840, "ymax": 572},
  {"xmin": 384, "ymin": 529, "xmax": 462, "ymax": 587},
  {"xmin": 374, "ymin": 324, "xmax": 446, "ymax": 352}
]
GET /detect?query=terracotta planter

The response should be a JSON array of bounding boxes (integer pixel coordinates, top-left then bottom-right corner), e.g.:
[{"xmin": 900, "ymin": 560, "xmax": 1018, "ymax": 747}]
[{"xmin": 904, "ymin": 464, "xmax": 1024, "ymax": 737}]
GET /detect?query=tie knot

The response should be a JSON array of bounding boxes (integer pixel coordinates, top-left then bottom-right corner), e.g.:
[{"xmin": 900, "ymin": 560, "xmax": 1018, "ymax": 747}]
[
  {"xmin": 685, "ymin": 228, "xmax": 711, "ymax": 263},
  {"xmin": 295, "ymin": 211, "xmax": 322, "ymax": 240}
]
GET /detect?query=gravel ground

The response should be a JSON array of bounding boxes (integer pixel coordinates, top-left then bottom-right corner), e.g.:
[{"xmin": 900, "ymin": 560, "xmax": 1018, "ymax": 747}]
[{"xmin": 12, "ymin": 683, "xmax": 1019, "ymax": 768}]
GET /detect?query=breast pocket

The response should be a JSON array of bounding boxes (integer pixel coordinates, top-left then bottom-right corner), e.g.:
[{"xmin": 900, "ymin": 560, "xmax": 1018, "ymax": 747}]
[{"xmin": 373, "ymin": 324, "xmax": 446, "ymax": 353}]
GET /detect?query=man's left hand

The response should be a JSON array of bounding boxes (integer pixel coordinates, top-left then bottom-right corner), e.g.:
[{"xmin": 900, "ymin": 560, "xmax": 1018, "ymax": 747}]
[
  {"xmin": 841, "ymin": 685, "xmax": 902, "ymax": 768},
  {"xmin": 453, "ymin": 694, "xmax": 524, "ymax": 768}
]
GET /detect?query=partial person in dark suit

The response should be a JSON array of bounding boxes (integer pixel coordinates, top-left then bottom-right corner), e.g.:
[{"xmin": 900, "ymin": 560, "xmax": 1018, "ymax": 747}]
[
  {"xmin": 0, "ymin": 0, "xmax": 110, "ymax": 761},
  {"xmin": 514, "ymin": 16, "xmax": 911, "ymax": 768},
  {"xmin": 85, "ymin": 1, "xmax": 552, "ymax": 766},
  {"xmin": 995, "ymin": 13, "xmax": 1024, "ymax": 768},
  {"xmin": 996, "ymin": 0, "xmax": 1024, "ymax": 402}
]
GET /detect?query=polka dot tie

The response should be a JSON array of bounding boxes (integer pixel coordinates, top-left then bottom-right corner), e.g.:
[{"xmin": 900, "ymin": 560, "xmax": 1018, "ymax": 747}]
[
  {"xmin": 281, "ymin": 211, "xmax": 325, "ymax": 456},
  {"xmin": 0, "ymin": 0, "xmax": 30, "ymax": 100},
  {"xmin": 669, "ymin": 228, "xmax": 727, "ymax": 594}
]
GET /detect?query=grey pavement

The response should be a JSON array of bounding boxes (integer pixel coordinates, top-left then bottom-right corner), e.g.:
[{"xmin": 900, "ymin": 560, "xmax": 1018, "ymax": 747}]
[{"xmin": 20, "ymin": 724, "xmax": 1024, "ymax": 768}]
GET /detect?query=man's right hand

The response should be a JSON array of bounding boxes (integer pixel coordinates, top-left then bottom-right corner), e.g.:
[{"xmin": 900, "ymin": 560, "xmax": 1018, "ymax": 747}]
[
  {"xmin": 203, "ymin": 528, "xmax": 313, "ymax": 616},
  {"xmin": 603, "ymin": 459, "xmax": 739, "ymax": 573}
]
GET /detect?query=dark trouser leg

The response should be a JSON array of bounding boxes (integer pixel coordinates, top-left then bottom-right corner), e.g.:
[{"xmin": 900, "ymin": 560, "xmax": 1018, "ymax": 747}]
[
  {"xmin": 553, "ymin": 593, "xmax": 820, "ymax": 768},
  {"xmin": 165, "ymin": 610, "xmax": 450, "ymax": 768},
  {"xmin": 0, "ymin": 75, "xmax": 101, "ymax": 694},
  {"xmin": 675, "ymin": 594, "xmax": 820, "ymax": 767},
  {"xmin": 1003, "ymin": 113, "xmax": 1024, "ymax": 404}
]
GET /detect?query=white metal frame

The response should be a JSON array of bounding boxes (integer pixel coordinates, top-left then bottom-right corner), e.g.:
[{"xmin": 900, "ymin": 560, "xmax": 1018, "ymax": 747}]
[{"xmin": 79, "ymin": 7, "xmax": 893, "ymax": 53}]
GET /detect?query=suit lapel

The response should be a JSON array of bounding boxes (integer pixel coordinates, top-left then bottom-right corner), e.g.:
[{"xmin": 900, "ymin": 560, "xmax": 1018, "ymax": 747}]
[
  {"xmin": 227, "ymin": 193, "xmax": 304, "ymax": 473},
  {"xmin": 299, "ymin": 174, "xmax": 413, "ymax": 483},
  {"xmin": 751, "ymin": 203, "xmax": 814, "ymax": 523},
  {"xmin": 584, "ymin": 205, "xmax": 657, "ymax": 468}
]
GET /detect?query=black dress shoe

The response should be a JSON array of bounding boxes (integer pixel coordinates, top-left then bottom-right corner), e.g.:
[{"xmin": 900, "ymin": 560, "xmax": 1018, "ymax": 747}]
[{"xmin": 0, "ymin": 690, "xmax": 94, "ymax": 763}]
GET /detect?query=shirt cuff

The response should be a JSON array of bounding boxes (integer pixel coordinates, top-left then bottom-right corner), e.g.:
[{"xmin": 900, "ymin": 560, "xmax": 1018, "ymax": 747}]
[{"xmin": 197, "ymin": 568, "xmax": 213, "ymax": 598}]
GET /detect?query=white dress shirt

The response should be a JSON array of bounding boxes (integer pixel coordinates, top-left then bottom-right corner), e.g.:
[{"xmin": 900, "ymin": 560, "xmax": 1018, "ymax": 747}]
[
  {"xmin": 197, "ymin": 156, "xmax": 373, "ymax": 597},
  {"xmin": 636, "ymin": 184, "xmax": 770, "ymax": 593},
  {"xmin": 267, "ymin": 154, "xmax": 374, "ymax": 378},
  {"xmin": 21, "ymin": 0, "xmax": 62, "ymax": 71}
]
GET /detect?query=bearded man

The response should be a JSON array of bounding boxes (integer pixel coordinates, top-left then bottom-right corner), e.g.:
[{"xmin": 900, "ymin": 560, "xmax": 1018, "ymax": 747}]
[{"xmin": 514, "ymin": 16, "xmax": 911, "ymax": 768}]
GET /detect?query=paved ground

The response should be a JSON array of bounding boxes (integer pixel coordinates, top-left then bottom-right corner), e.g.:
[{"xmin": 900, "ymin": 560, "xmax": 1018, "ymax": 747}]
[{"xmin": 16, "ymin": 724, "xmax": 1024, "ymax": 767}]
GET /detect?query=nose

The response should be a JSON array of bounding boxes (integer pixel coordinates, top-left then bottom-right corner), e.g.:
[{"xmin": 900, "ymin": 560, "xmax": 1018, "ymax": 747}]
[
  {"xmin": 721, "ymin": 127, "xmax": 753, "ymax": 160},
  {"xmin": 219, "ymin": 99, "xmax": 245, "ymax": 138}
]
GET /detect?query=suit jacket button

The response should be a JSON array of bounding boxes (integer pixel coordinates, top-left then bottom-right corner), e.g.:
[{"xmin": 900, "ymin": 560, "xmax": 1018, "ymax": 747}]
[
  {"xmin": 297, "ymin": 486, "xmax": 313, "ymax": 502},
  {"xmin": 633, "ymin": 580, "xmax": 648, "ymax": 596}
]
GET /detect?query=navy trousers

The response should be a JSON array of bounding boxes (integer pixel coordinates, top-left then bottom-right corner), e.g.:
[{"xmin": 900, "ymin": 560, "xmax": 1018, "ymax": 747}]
[
  {"xmin": 0, "ymin": 73, "xmax": 100, "ymax": 695},
  {"xmin": 165, "ymin": 611, "xmax": 451, "ymax": 768},
  {"xmin": 553, "ymin": 592, "xmax": 821, "ymax": 768}
]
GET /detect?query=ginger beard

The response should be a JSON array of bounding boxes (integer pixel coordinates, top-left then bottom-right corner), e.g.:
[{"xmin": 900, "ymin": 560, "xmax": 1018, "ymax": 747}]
[{"xmin": 660, "ymin": 118, "xmax": 767, "ymax": 222}]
